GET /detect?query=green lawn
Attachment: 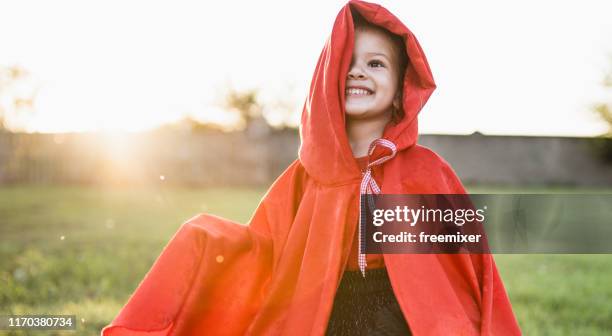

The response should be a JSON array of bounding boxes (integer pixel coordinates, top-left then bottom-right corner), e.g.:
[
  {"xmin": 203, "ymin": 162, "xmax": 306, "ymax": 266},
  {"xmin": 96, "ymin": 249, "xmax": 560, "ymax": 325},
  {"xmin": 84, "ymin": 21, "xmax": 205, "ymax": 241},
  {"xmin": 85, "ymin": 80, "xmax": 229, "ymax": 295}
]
[{"xmin": 0, "ymin": 185, "xmax": 611, "ymax": 335}]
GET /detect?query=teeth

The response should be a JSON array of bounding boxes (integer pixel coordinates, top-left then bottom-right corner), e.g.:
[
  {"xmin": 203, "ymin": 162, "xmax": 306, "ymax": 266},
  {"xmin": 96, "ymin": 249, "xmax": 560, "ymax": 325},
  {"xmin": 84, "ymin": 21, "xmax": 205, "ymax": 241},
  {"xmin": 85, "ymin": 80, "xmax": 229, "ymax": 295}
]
[{"xmin": 346, "ymin": 88, "xmax": 372, "ymax": 95}]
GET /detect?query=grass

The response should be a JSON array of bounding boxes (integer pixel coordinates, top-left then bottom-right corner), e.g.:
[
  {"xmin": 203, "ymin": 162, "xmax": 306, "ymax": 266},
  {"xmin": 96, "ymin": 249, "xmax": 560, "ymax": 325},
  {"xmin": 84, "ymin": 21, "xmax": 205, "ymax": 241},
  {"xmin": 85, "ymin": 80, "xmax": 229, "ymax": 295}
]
[
  {"xmin": 0, "ymin": 184, "xmax": 611, "ymax": 335},
  {"xmin": 0, "ymin": 185, "xmax": 265, "ymax": 335}
]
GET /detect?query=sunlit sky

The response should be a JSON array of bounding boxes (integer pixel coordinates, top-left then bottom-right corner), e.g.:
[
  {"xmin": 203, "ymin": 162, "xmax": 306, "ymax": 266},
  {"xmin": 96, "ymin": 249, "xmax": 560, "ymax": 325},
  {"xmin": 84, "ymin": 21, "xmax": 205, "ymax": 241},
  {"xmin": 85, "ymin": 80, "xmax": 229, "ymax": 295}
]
[{"xmin": 1, "ymin": 0, "xmax": 611, "ymax": 135}]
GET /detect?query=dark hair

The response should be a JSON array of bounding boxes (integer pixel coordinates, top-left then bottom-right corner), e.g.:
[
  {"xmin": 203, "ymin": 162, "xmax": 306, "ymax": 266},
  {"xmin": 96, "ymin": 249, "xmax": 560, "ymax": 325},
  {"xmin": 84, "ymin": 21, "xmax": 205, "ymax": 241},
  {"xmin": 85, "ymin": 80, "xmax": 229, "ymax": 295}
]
[{"xmin": 351, "ymin": 10, "xmax": 408, "ymax": 124}]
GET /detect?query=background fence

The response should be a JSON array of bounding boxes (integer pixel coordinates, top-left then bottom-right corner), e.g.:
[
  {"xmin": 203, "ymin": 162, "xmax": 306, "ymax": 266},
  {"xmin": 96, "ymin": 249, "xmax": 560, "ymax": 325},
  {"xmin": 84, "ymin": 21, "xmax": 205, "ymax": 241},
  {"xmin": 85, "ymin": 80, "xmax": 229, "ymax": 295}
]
[{"xmin": 0, "ymin": 130, "xmax": 610, "ymax": 187}]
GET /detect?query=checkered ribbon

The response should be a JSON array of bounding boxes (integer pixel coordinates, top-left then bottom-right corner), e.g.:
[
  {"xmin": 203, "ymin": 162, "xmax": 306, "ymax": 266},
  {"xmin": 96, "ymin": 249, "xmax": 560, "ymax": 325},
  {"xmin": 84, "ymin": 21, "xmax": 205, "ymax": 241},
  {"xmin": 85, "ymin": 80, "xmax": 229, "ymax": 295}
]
[{"xmin": 358, "ymin": 138, "xmax": 397, "ymax": 277}]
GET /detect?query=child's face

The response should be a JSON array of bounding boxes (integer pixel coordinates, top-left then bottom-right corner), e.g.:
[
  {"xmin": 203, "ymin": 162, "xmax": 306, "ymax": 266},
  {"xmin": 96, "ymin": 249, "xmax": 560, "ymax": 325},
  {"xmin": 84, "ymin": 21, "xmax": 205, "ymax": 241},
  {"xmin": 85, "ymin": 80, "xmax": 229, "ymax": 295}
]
[{"xmin": 345, "ymin": 27, "xmax": 401, "ymax": 120}]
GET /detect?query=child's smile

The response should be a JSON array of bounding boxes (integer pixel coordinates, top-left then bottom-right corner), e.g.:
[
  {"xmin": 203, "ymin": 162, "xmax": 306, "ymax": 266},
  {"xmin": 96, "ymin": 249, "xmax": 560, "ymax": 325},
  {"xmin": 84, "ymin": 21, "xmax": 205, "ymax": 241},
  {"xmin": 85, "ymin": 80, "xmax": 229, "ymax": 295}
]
[{"xmin": 346, "ymin": 87, "xmax": 374, "ymax": 96}]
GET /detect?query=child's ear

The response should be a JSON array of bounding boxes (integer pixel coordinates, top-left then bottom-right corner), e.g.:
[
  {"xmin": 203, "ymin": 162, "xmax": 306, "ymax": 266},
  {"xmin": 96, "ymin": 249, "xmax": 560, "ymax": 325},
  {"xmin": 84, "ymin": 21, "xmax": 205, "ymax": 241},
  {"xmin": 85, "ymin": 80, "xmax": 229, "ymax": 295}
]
[
  {"xmin": 393, "ymin": 93, "xmax": 401, "ymax": 109},
  {"xmin": 390, "ymin": 94, "xmax": 402, "ymax": 123}
]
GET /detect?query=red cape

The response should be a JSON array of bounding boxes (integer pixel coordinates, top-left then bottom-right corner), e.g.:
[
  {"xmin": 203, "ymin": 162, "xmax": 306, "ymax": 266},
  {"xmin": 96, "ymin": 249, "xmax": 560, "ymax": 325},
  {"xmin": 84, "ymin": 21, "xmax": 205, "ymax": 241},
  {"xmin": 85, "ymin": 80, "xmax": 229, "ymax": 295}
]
[{"xmin": 102, "ymin": 1, "xmax": 521, "ymax": 334}]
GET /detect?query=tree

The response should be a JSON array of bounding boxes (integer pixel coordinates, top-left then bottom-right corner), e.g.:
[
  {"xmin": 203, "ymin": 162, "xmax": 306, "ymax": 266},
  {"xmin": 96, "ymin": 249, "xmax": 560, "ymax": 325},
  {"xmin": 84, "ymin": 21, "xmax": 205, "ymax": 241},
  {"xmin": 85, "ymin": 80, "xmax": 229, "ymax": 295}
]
[
  {"xmin": 218, "ymin": 83, "xmax": 301, "ymax": 131},
  {"xmin": 0, "ymin": 65, "xmax": 38, "ymax": 131},
  {"xmin": 591, "ymin": 62, "xmax": 612, "ymax": 161},
  {"xmin": 223, "ymin": 87, "xmax": 262, "ymax": 128},
  {"xmin": 593, "ymin": 71, "xmax": 612, "ymax": 136}
]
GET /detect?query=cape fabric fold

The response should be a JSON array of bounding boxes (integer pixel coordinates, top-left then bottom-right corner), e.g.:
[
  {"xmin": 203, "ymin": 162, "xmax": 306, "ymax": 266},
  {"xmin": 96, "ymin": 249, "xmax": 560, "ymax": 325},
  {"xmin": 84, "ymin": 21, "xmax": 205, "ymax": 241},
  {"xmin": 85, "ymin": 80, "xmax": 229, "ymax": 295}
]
[{"xmin": 102, "ymin": 1, "xmax": 520, "ymax": 334}]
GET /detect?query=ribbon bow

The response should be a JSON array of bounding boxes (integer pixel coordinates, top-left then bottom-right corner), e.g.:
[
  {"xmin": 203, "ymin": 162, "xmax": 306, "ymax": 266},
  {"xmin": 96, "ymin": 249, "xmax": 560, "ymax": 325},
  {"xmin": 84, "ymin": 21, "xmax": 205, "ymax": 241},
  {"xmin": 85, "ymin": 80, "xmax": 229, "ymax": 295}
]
[{"xmin": 358, "ymin": 139, "xmax": 397, "ymax": 277}]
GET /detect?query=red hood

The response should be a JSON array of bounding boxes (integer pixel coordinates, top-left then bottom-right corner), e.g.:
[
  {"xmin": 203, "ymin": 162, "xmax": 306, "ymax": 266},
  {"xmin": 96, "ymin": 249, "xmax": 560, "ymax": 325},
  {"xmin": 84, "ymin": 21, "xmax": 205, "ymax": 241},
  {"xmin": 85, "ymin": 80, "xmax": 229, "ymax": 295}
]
[{"xmin": 299, "ymin": 0, "xmax": 436, "ymax": 185}]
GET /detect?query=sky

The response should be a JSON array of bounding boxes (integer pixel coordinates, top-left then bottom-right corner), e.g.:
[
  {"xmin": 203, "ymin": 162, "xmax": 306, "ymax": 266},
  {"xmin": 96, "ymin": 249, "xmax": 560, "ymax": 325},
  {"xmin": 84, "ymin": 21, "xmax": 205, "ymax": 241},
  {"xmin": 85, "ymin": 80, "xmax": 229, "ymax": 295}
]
[{"xmin": 1, "ymin": 0, "xmax": 611, "ymax": 136}]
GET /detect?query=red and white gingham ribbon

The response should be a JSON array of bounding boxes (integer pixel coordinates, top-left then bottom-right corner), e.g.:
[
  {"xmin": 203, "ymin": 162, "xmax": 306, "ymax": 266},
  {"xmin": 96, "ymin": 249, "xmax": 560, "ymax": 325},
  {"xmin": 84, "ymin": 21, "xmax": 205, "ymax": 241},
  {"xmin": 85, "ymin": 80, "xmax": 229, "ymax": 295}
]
[{"xmin": 358, "ymin": 138, "xmax": 397, "ymax": 277}]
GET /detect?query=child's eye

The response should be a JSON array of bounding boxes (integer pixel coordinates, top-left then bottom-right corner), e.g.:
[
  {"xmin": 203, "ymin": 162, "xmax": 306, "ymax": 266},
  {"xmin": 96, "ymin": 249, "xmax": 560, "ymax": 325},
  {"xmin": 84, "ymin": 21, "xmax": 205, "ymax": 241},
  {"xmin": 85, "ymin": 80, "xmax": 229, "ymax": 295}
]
[{"xmin": 368, "ymin": 60, "xmax": 385, "ymax": 68}]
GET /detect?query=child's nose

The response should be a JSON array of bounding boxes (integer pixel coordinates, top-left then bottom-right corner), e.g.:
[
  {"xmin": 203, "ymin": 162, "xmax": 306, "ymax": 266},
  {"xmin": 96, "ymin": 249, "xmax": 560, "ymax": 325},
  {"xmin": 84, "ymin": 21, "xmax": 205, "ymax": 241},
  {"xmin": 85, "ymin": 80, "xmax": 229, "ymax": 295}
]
[{"xmin": 347, "ymin": 64, "xmax": 366, "ymax": 79}]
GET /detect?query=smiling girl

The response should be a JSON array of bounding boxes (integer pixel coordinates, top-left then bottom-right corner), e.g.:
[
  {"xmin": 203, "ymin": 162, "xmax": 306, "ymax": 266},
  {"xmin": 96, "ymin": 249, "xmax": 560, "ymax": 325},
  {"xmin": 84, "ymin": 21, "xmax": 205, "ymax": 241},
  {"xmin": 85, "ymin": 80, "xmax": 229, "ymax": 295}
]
[
  {"xmin": 102, "ymin": 1, "xmax": 520, "ymax": 335},
  {"xmin": 325, "ymin": 15, "xmax": 414, "ymax": 335}
]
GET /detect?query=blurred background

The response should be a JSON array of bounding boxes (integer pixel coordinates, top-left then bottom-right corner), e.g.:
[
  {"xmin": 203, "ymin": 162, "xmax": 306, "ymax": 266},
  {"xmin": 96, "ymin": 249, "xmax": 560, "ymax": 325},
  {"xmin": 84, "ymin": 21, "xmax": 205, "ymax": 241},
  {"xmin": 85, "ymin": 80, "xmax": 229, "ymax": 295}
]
[{"xmin": 0, "ymin": 0, "xmax": 611, "ymax": 334}]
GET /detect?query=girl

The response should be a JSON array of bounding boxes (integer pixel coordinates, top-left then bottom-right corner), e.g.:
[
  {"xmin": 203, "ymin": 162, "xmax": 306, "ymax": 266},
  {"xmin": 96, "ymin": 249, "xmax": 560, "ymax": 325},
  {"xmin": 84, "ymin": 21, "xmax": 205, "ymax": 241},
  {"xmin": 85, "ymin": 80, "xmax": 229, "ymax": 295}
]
[
  {"xmin": 325, "ymin": 11, "xmax": 414, "ymax": 335},
  {"xmin": 102, "ymin": 1, "xmax": 521, "ymax": 335}
]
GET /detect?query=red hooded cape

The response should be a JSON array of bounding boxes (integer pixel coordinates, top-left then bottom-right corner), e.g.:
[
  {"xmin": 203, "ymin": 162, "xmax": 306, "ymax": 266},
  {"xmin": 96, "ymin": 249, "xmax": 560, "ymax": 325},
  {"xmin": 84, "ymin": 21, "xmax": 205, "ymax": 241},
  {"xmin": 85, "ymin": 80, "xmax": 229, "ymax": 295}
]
[{"xmin": 102, "ymin": 1, "xmax": 521, "ymax": 335}]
